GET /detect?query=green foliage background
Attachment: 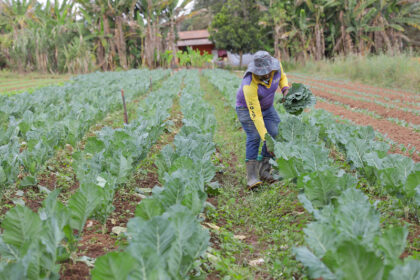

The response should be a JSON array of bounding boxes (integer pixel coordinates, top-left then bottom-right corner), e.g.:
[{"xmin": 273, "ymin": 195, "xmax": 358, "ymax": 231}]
[{"xmin": 0, "ymin": 0, "xmax": 419, "ymax": 73}]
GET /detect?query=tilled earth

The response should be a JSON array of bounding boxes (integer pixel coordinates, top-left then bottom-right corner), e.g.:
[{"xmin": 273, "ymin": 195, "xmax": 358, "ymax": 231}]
[{"xmin": 288, "ymin": 74, "xmax": 420, "ymax": 161}]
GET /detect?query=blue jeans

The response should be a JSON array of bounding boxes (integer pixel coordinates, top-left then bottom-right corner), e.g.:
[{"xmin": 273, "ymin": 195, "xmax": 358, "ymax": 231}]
[{"xmin": 236, "ymin": 106, "xmax": 281, "ymax": 160}]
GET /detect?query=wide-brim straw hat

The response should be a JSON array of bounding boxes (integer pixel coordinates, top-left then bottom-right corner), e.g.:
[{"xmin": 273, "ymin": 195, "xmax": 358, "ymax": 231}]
[{"xmin": 245, "ymin": 51, "xmax": 280, "ymax": 76}]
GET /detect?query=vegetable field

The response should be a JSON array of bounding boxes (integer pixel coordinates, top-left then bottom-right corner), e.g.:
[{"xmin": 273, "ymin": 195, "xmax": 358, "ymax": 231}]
[
  {"xmin": 0, "ymin": 72, "xmax": 70, "ymax": 95},
  {"xmin": 0, "ymin": 69, "xmax": 419, "ymax": 279},
  {"xmin": 288, "ymin": 73, "xmax": 420, "ymax": 161}
]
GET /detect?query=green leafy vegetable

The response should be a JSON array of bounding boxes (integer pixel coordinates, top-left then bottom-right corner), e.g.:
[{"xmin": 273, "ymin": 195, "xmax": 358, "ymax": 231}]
[{"xmin": 283, "ymin": 83, "xmax": 316, "ymax": 115}]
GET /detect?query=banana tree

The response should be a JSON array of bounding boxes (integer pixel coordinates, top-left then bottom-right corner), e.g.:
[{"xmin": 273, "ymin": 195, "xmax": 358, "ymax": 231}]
[
  {"xmin": 33, "ymin": 0, "xmax": 77, "ymax": 72},
  {"xmin": 0, "ymin": 0, "xmax": 37, "ymax": 71},
  {"xmin": 160, "ymin": 0, "xmax": 196, "ymax": 67},
  {"xmin": 372, "ymin": 0, "xmax": 420, "ymax": 54},
  {"xmin": 76, "ymin": 0, "xmax": 119, "ymax": 70},
  {"xmin": 259, "ymin": 0, "xmax": 290, "ymax": 61},
  {"xmin": 301, "ymin": 0, "xmax": 326, "ymax": 60}
]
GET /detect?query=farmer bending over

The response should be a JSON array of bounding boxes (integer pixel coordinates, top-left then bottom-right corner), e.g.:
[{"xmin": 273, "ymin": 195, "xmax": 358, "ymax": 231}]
[{"xmin": 236, "ymin": 51, "xmax": 289, "ymax": 190}]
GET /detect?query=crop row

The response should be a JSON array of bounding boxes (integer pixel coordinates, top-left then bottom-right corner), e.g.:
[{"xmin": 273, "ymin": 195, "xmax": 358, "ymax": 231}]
[
  {"xmin": 267, "ymin": 107, "xmax": 420, "ymax": 278},
  {"xmin": 307, "ymin": 84, "xmax": 420, "ymax": 117},
  {"xmin": 0, "ymin": 70, "xmax": 184, "ymax": 279},
  {"xmin": 203, "ymin": 69, "xmax": 420, "ymax": 213},
  {"xmin": 0, "ymin": 69, "xmax": 169, "ymax": 193},
  {"xmin": 290, "ymin": 75, "xmax": 420, "ymax": 108},
  {"xmin": 289, "ymin": 73, "xmax": 420, "ymax": 100},
  {"xmin": 318, "ymin": 95, "xmax": 420, "ymax": 136},
  {"xmin": 202, "ymin": 69, "xmax": 238, "ymax": 109},
  {"xmin": 91, "ymin": 70, "xmax": 217, "ymax": 279}
]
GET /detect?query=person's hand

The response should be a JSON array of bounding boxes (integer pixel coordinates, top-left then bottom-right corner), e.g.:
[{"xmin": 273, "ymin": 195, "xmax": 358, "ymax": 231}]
[{"xmin": 281, "ymin": 88, "xmax": 289, "ymax": 103}]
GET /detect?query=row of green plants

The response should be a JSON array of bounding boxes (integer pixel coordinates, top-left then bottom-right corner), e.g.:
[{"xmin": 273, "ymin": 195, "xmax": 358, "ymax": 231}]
[
  {"xmin": 204, "ymin": 69, "xmax": 420, "ymax": 214},
  {"xmin": 309, "ymin": 85, "xmax": 420, "ymax": 116},
  {"xmin": 297, "ymin": 109, "xmax": 420, "ymax": 217},
  {"xmin": 266, "ymin": 108, "xmax": 420, "ymax": 278},
  {"xmin": 317, "ymin": 96, "xmax": 420, "ymax": 140},
  {"xmin": 0, "ymin": 70, "xmax": 184, "ymax": 279},
  {"xmin": 290, "ymin": 73, "xmax": 420, "ymax": 108},
  {"xmin": 203, "ymin": 69, "xmax": 420, "ymax": 278},
  {"xmin": 202, "ymin": 69, "xmax": 238, "ymax": 109},
  {"xmin": 91, "ymin": 70, "xmax": 218, "ymax": 279},
  {"xmin": 0, "ymin": 69, "xmax": 169, "ymax": 195}
]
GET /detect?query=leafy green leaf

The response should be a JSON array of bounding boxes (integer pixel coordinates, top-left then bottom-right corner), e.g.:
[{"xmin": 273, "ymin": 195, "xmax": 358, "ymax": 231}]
[
  {"xmin": 294, "ymin": 247, "xmax": 336, "ymax": 280},
  {"xmin": 375, "ymin": 227, "xmax": 408, "ymax": 265},
  {"xmin": 127, "ymin": 216, "xmax": 176, "ymax": 256},
  {"xmin": 298, "ymin": 169, "xmax": 357, "ymax": 208},
  {"xmin": 135, "ymin": 198, "xmax": 164, "ymax": 221},
  {"xmin": 405, "ymin": 170, "xmax": 420, "ymax": 197},
  {"xmin": 84, "ymin": 137, "xmax": 105, "ymax": 154},
  {"xmin": 68, "ymin": 184, "xmax": 104, "ymax": 233},
  {"xmin": 20, "ymin": 175, "xmax": 37, "ymax": 187},
  {"xmin": 283, "ymin": 83, "xmax": 316, "ymax": 115},
  {"xmin": 389, "ymin": 260, "xmax": 420, "ymax": 280},
  {"xmin": 346, "ymin": 139, "xmax": 370, "ymax": 168},
  {"xmin": 91, "ymin": 252, "xmax": 136, "ymax": 280},
  {"xmin": 275, "ymin": 157, "xmax": 302, "ymax": 179},
  {"xmin": 1, "ymin": 205, "xmax": 42, "ymax": 250},
  {"xmin": 336, "ymin": 241, "xmax": 384, "ymax": 280},
  {"xmin": 335, "ymin": 188, "xmax": 381, "ymax": 244},
  {"xmin": 265, "ymin": 134, "xmax": 275, "ymax": 153},
  {"xmin": 304, "ymin": 223, "xmax": 337, "ymax": 257}
]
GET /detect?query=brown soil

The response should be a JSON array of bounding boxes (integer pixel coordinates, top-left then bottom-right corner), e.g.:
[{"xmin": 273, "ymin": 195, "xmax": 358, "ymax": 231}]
[
  {"xmin": 316, "ymin": 100, "xmax": 420, "ymax": 161},
  {"xmin": 288, "ymin": 74, "xmax": 420, "ymax": 101},
  {"xmin": 58, "ymin": 170, "xmax": 159, "ymax": 279},
  {"xmin": 60, "ymin": 262, "xmax": 90, "ymax": 280},
  {"xmin": 312, "ymin": 88, "xmax": 420, "ymax": 125},
  {"xmin": 58, "ymin": 85, "xmax": 177, "ymax": 279},
  {"xmin": 291, "ymin": 76, "xmax": 420, "ymax": 111},
  {"xmin": 78, "ymin": 220, "xmax": 118, "ymax": 258}
]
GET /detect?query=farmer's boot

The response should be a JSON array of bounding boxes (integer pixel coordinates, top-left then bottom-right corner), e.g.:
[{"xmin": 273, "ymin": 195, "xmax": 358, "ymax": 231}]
[
  {"xmin": 259, "ymin": 157, "xmax": 276, "ymax": 183},
  {"xmin": 246, "ymin": 160, "xmax": 262, "ymax": 190}
]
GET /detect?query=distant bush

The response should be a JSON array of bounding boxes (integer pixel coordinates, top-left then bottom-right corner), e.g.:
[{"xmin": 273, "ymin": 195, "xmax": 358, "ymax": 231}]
[
  {"xmin": 176, "ymin": 47, "xmax": 213, "ymax": 68},
  {"xmin": 288, "ymin": 54, "xmax": 420, "ymax": 92}
]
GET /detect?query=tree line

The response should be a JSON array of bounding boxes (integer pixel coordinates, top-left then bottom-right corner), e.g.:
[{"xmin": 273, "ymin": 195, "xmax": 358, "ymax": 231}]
[
  {"xmin": 0, "ymin": 0, "xmax": 195, "ymax": 73},
  {"xmin": 207, "ymin": 0, "xmax": 420, "ymax": 65},
  {"xmin": 0, "ymin": 0, "xmax": 419, "ymax": 73}
]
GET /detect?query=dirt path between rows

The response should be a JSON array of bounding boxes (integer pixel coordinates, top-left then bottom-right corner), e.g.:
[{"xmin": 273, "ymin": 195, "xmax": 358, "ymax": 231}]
[{"xmin": 315, "ymin": 100, "xmax": 420, "ymax": 161}]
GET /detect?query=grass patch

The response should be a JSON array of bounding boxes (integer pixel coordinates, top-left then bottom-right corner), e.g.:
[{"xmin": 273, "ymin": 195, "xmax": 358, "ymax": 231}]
[
  {"xmin": 287, "ymin": 54, "xmax": 420, "ymax": 92},
  {"xmin": 0, "ymin": 70, "xmax": 71, "ymax": 95}
]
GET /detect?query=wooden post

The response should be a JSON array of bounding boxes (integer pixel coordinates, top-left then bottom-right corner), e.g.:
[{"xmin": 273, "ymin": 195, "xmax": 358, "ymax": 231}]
[{"xmin": 121, "ymin": 89, "xmax": 128, "ymax": 124}]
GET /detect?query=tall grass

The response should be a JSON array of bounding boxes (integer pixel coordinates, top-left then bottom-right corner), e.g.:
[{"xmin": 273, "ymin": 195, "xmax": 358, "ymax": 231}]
[{"xmin": 289, "ymin": 54, "xmax": 420, "ymax": 92}]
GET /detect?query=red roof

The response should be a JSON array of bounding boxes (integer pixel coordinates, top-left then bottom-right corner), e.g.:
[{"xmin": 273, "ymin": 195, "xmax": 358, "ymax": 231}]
[{"xmin": 178, "ymin": 29, "xmax": 210, "ymax": 40}]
